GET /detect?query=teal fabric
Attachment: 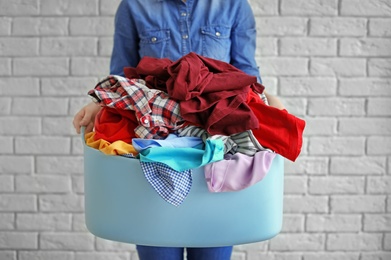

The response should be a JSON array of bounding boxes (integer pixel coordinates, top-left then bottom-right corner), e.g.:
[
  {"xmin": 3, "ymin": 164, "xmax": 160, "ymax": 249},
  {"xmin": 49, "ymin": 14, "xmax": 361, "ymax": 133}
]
[{"xmin": 138, "ymin": 139, "xmax": 224, "ymax": 171}]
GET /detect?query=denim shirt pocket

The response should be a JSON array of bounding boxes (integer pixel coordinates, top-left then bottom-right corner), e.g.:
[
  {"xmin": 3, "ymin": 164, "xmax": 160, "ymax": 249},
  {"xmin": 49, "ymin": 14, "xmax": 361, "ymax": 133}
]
[
  {"xmin": 201, "ymin": 25, "xmax": 231, "ymax": 61},
  {"xmin": 139, "ymin": 29, "xmax": 170, "ymax": 59}
]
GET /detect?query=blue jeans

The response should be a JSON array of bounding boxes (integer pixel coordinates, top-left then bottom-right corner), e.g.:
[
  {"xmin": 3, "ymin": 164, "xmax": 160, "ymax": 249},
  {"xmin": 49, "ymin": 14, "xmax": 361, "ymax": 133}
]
[{"xmin": 136, "ymin": 245, "xmax": 233, "ymax": 260}]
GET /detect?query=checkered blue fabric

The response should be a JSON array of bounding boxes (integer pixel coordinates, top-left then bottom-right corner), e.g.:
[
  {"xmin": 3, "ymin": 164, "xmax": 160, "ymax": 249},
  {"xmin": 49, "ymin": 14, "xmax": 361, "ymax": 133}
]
[{"xmin": 140, "ymin": 161, "xmax": 192, "ymax": 206}]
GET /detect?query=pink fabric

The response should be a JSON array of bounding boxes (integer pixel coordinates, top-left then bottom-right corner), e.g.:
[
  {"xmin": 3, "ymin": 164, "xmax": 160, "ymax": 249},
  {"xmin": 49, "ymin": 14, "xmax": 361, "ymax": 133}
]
[{"xmin": 205, "ymin": 151, "xmax": 276, "ymax": 193}]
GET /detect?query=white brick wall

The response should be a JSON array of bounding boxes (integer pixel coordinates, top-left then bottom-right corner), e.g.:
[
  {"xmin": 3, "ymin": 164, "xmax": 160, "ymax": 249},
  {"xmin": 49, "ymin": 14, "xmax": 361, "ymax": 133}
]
[{"xmin": 0, "ymin": 0, "xmax": 390, "ymax": 259}]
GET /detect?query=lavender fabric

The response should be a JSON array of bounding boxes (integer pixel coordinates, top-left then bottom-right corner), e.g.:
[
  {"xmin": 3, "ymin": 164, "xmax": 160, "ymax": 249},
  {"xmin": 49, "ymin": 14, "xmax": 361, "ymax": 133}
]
[{"xmin": 204, "ymin": 151, "xmax": 276, "ymax": 193}]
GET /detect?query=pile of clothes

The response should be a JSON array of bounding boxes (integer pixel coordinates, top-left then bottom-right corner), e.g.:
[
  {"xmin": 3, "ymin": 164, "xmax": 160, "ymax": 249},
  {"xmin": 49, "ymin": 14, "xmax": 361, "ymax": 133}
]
[{"xmin": 85, "ymin": 52, "xmax": 306, "ymax": 206}]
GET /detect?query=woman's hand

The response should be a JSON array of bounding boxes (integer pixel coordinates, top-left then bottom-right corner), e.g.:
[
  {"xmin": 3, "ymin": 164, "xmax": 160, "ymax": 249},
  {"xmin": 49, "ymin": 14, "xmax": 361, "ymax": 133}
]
[{"xmin": 72, "ymin": 102, "xmax": 102, "ymax": 134}]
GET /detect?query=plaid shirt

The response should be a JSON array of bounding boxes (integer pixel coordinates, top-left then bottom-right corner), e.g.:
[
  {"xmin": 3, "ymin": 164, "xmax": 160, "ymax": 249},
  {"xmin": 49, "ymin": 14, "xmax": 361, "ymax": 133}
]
[{"xmin": 89, "ymin": 75, "xmax": 184, "ymax": 139}]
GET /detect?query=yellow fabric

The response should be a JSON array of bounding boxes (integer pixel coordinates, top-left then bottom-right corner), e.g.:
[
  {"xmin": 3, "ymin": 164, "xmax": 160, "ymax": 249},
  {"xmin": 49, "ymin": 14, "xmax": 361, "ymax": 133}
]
[{"xmin": 85, "ymin": 132, "xmax": 138, "ymax": 156}]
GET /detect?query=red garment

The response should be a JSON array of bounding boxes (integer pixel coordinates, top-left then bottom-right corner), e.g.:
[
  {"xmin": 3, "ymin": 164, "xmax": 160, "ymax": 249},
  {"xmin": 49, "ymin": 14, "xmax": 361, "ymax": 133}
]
[
  {"xmin": 125, "ymin": 52, "xmax": 265, "ymax": 135},
  {"xmin": 247, "ymin": 90, "xmax": 306, "ymax": 162},
  {"xmin": 94, "ymin": 107, "xmax": 138, "ymax": 143}
]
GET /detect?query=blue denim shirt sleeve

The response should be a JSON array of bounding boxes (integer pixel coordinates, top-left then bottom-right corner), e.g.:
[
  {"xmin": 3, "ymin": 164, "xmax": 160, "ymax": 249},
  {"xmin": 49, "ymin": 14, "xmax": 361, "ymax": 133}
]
[{"xmin": 110, "ymin": 0, "xmax": 262, "ymax": 83}]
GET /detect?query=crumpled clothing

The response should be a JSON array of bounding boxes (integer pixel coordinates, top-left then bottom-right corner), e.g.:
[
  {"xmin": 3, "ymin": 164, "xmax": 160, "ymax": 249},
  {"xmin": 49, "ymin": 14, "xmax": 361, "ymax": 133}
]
[
  {"xmin": 140, "ymin": 161, "xmax": 192, "ymax": 207},
  {"xmin": 124, "ymin": 52, "xmax": 265, "ymax": 135},
  {"xmin": 88, "ymin": 75, "xmax": 184, "ymax": 139},
  {"xmin": 205, "ymin": 151, "xmax": 276, "ymax": 193},
  {"xmin": 85, "ymin": 131, "xmax": 138, "ymax": 156}
]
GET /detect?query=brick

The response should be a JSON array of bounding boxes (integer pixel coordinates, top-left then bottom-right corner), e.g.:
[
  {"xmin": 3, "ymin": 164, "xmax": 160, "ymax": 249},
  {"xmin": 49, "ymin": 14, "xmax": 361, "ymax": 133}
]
[
  {"xmin": 0, "ymin": 38, "xmax": 39, "ymax": 56},
  {"xmin": 69, "ymin": 97, "xmax": 93, "ymax": 115},
  {"xmin": 331, "ymin": 195, "xmax": 385, "ymax": 213},
  {"xmin": 0, "ymin": 251, "xmax": 16, "ymax": 260},
  {"xmin": 0, "ymin": 155, "xmax": 33, "ymax": 174},
  {"xmin": 39, "ymin": 194, "xmax": 84, "ymax": 212},
  {"xmin": 281, "ymin": 214, "xmax": 304, "ymax": 232},
  {"xmin": 367, "ymin": 176, "xmax": 391, "ymax": 194},
  {"xmin": 16, "ymin": 213, "xmax": 71, "ymax": 231},
  {"xmin": 281, "ymin": 38, "xmax": 337, "ymax": 56},
  {"xmin": 284, "ymin": 156, "xmax": 329, "ymax": 175},
  {"xmin": 0, "ymin": 77, "xmax": 40, "ymax": 96},
  {"xmin": 258, "ymin": 58, "xmax": 309, "ymax": 77},
  {"xmin": 96, "ymin": 236, "xmax": 136, "ymax": 251},
  {"xmin": 0, "ymin": 175, "xmax": 14, "ymax": 192},
  {"xmin": 12, "ymin": 17, "xmax": 68, "ymax": 36},
  {"xmin": 0, "ymin": 97, "xmax": 11, "ymax": 115},
  {"xmin": 306, "ymin": 214, "xmax": 362, "ymax": 232},
  {"xmin": 270, "ymin": 233, "xmax": 325, "ymax": 251},
  {"xmin": 340, "ymin": 78, "xmax": 391, "ymax": 96},
  {"xmin": 304, "ymin": 118, "xmax": 337, "ymax": 136},
  {"xmin": 284, "ymin": 195, "xmax": 328, "ymax": 213},
  {"xmin": 369, "ymin": 18, "xmax": 391, "ymax": 37},
  {"xmin": 281, "ymin": 0, "xmax": 338, "ymax": 15},
  {"xmin": 40, "ymin": 232, "xmax": 94, "ymax": 250},
  {"xmin": 0, "ymin": 117, "xmax": 41, "ymax": 135},
  {"xmin": 309, "ymin": 136, "xmax": 365, "ymax": 155},
  {"xmin": 75, "ymin": 252, "xmax": 130, "ymax": 260},
  {"xmin": 36, "ymin": 156, "xmax": 83, "ymax": 175},
  {"xmin": 341, "ymin": 0, "xmax": 391, "ymax": 16},
  {"xmin": 41, "ymin": 37, "xmax": 98, "ymax": 56},
  {"xmin": 0, "ymin": 194, "xmax": 37, "ymax": 212},
  {"xmin": 72, "ymin": 213, "xmax": 88, "ymax": 231},
  {"xmin": 310, "ymin": 58, "xmax": 366, "ymax": 76},
  {"xmin": 19, "ymin": 251, "xmax": 74, "ymax": 260},
  {"xmin": 0, "ymin": 213, "xmax": 14, "ymax": 230},
  {"xmin": 98, "ymin": 36, "xmax": 114, "ymax": 56},
  {"xmin": 72, "ymin": 137, "xmax": 84, "ymax": 155},
  {"xmin": 0, "ymin": 17, "xmax": 11, "ymax": 35},
  {"xmin": 309, "ymin": 176, "xmax": 365, "ymax": 194},
  {"xmin": 248, "ymin": 0, "xmax": 278, "ymax": 15},
  {"xmin": 0, "ymin": 0, "xmax": 39, "ymax": 15},
  {"xmin": 330, "ymin": 156, "xmax": 385, "ymax": 175},
  {"xmin": 0, "ymin": 232, "xmax": 37, "ymax": 249},
  {"xmin": 303, "ymin": 252, "xmax": 359, "ymax": 260},
  {"xmin": 280, "ymin": 98, "xmax": 306, "ymax": 116},
  {"xmin": 43, "ymin": 117, "xmax": 76, "ymax": 135},
  {"xmin": 340, "ymin": 38, "xmax": 391, "ymax": 57},
  {"xmin": 0, "ymin": 58, "xmax": 11, "ymax": 75},
  {"xmin": 71, "ymin": 57, "xmax": 110, "ymax": 76},
  {"xmin": 41, "ymin": 0, "xmax": 98, "ymax": 15},
  {"xmin": 368, "ymin": 59, "xmax": 391, "ymax": 77},
  {"xmin": 72, "ymin": 176, "xmax": 84, "ymax": 193},
  {"xmin": 15, "ymin": 137, "xmax": 71, "ymax": 155},
  {"xmin": 364, "ymin": 214, "xmax": 391, "ymax": 231},
  {"xmin": 361, "ymin": 252, "xmax": 391, "ymax": 260},
  {"xmin": 256, "ymin": 17, "xmax": 308, "ymax": 36},
  {"xmin": 385, "ymin": 234, "xmax": 391, "ymax": 250},
  {"xmin": 284, "ymin": 176, "xmax": 307, "ymax": 194},
  {"xmin": 339, "ymin": 118, "xmax": 391, "ymax": 135},
  {"xmin": 310, "ymin": 17, "xmax": 367, "ymax": 36},
  {"xmin": 12, "ymin": 97, "xmax": 68, "ymax": 116},
  {"xmin": 13, "ymin": 57, "xmax": 69, "ymax": 76},
  {"xmin": 247, "ymin": 252, "xmax": 302, "ymax": 260},
  {"xmin": 15, "ymin": 175, "xmax": 72, "ymax": 193},
  {"xmin": 327, "ymin": 233, "xmax": 382, "ymax": 251},
  {"xmin": 261, "ymin": 77, "xmax": 278, "ymax": 94},
  {"xmin": 70, "ymin": 17, "xmax": 114, "ymax": 36},
  {"xmin": 280, "ymin": 77, "xmax": 336, "ymax": 96},
  {"xmin": 100, "ymin": 0, "xmax": 122, "ymax": 15},
  {"xmin": 368, "ymin": 98, "xmax": 391, "ymax": 116},
  {"xmin": 309, "ymin": 98, "xmax": 365, "ymax": 116},
  {"xmin": 255, "ymin": 37, "xmax": 278, "ymax": 56},
  {"xmin": 41, "ymin": 77, "xmax": 97, "ymax": 96}
]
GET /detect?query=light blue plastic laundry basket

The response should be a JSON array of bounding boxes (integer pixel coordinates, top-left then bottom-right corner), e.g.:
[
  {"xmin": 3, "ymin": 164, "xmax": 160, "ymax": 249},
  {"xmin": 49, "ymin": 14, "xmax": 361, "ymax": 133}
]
[{"xmin": 82, "ymin": 129, "xmax": 284, "ymax": 247}]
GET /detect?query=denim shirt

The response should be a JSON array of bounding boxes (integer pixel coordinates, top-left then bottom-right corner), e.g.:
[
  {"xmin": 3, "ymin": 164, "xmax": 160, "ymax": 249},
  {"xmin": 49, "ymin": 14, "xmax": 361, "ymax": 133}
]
[{"xmin": 110, "ymin": 0, "xmax": 262, "ymax": 82}]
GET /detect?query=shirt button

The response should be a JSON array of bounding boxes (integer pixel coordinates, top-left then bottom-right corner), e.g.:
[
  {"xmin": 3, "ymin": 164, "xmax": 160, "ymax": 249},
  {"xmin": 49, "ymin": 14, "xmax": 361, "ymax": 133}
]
[
  {"xmin": 151, "ymin": 37, "xmax": 157, "ymax": 42},
  {"xmin": 215, "ymin": 32, "xmax": 221, "ymax": 37},
  {"xmin": 143, "ymin": 118, "xmax": 149, "ymax": 124},
  {"xmin": 182, "ymin": 34, "xmax": 188, "ymax": 39},
  {"xmin": 181, "ymin": 12, "xmax": 187, "ymax": 16}
]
